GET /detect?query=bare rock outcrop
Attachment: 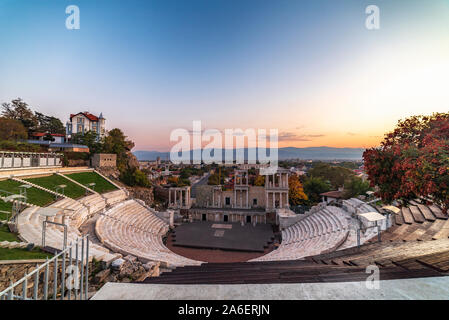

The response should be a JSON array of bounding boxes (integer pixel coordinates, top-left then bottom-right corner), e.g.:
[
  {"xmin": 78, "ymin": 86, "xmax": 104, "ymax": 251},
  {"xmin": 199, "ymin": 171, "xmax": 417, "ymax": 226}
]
[
  {"xmin": 91, "ymin": 256, "xmax": 160, "ymax": 289},
  {"xmin": 126, "ymin": 186, "xmax": 154, "ymax": 207}
]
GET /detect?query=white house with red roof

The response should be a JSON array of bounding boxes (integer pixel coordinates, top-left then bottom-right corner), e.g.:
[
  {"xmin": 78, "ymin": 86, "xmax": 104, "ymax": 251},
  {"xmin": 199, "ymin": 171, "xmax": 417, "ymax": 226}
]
[
  {"xmin": 30, "ymin": 132, "xmax": 65, "ymax": 143},
  {"xmin": 66, "ymin": 111, "xmax": 106, "ymax": 140}
]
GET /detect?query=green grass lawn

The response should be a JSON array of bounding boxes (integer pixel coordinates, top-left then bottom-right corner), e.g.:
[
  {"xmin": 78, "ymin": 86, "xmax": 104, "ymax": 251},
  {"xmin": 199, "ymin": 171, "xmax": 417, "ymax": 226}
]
[
  {"xmin": 0, "ymin": 201, "xmax": 13, "ymax": 221},
  {"xmin": 0, "ymin": 179, "xmax": 54, "ymax": 207},
  {"xmin": 0, "ymin": 224, "xmax": 19, "ymax": 242},
  {"xmin": 26, "ymin": 174, "xmax": 87, "ymax": 200},
  {"xmin": 0, "ymin": 247, "xmax": 51, "ymax": 260},
  {"xmin": 66, "ymin": 172, "xmax": 117, "ymax": 194},
  {"xmin": 0, "ymin": 224, "xmax": 52, "ymax": 260}
]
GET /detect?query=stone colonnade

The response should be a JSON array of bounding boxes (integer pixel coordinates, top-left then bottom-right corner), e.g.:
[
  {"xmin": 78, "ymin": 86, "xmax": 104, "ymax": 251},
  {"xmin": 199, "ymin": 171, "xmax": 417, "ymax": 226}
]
[
  {"xmin": 265, "ymin": 191, "xmax": 289, "ymax": 210},
  {"xmin": 168, "ymin": 187, "xmax": 191, "ymax": 208},
  {"xmin": 190, "ymin": 210, "xmax": 267, "ymax": 225}
]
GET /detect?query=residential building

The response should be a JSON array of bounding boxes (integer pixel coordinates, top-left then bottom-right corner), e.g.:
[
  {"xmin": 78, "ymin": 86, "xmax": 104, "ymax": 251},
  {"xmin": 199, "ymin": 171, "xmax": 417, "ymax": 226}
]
[{"xmin": 66, "ymin": 111, "xmax": 106, "ymax": 140}]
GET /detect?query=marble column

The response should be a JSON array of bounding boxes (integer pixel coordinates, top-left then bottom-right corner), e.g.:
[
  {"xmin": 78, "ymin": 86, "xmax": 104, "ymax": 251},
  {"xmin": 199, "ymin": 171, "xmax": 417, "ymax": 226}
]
[{"xmin": 265, "ymin": 192, "xmax": 268, "ymax": 210}]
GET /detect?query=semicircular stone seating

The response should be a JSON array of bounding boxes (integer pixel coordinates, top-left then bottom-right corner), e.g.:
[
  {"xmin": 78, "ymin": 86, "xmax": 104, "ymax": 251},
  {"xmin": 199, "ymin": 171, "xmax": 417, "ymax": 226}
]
[
  {"xmin": 95, "ymin": 200, "xmax": 203, "ymax": 267},
  {"xmin": 16, "ymin": 189, "xmax": 128, "ymax": 263},
  {"xmin": 250, "ymin": 206, "xmax": 351, "ymax": 262}
]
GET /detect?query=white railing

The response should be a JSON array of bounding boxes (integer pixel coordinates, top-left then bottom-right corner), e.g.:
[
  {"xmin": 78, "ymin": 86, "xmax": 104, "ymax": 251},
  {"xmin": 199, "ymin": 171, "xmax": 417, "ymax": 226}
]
[
  {"xmin": 0, "ymin": 151, "xmax": 62, "ymax": 170},
  {"xmin": 0, "ymin": 235, "xmax": 90, "ymax": 300}
]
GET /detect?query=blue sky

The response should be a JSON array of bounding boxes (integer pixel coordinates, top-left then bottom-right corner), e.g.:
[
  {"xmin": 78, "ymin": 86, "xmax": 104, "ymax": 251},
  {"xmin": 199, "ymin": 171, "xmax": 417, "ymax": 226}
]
[{"xmin": 1, "ymin": 0, "xmax": 448, "ymax": 150}]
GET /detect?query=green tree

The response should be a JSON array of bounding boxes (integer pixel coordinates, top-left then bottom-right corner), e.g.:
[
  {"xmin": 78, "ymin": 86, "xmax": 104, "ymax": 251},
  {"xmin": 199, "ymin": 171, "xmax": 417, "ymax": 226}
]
[
  {"xmin": 343, "ymin": 176, "xmax": 371, "ymax": 199},
  {"xmin": 71, "ymin": 131, "xmax": 103, "ymax": 154},
  {"xmin": 120, "ymin": 168, "xmax": 150, "ymax": 187},
  {"xmin": 1, "ymin": 98, "xmax": 38, "ymax": 136},
  {"xmin": 208, "ymin": 173, "xmax": 220, "ymax": 185},
  {"xmin": 43, "ymin": 132, "xmax": 55, "ymax": 142},
  {"xmin": 308, "ymin": 163, "xmax": 355, "ymax": 189},
  {"xmin": 303, "ymin": 176, "xmax": 331, "ymax": 204},
  {"xmin": 102, "ymin": 128, "xmax": 130, "ymax": 171},
  {"xmin": 0, "ymin": 118, "xmax": 27, "ymax": 141},
  {"xmin": 35, "ymin": 112, "xmax": 65, "ymax": 134}
]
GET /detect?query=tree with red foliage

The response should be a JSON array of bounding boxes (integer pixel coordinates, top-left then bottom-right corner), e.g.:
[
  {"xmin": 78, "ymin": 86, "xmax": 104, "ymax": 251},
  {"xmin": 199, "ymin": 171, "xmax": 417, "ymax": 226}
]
[{"xmin": 363, "ymin": 113, "xmax": 449, "ymax": 210}]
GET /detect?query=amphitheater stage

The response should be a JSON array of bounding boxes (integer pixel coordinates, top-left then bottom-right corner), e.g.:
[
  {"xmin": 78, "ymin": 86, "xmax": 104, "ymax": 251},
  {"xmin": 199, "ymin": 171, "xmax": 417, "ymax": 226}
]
[
  {"xmin": 92, "ymin": 276, "xmax": 449, "ymax": 300},
  {"xmin": 171, "ymin": 221, "xmax": 274, "ymax": 252}
]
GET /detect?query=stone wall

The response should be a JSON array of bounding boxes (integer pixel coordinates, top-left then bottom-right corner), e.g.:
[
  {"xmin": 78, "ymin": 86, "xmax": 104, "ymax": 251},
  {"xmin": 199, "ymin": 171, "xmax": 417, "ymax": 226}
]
[
  {"xmin": 188, "ymin": 208, "xmax": 267, "ymax": 224},
  {"xmin": 92, "ymin": 153, "xmax": 117, "ymax": 168},
  {"xmin": 67, "ymin": 159, "xmax": 89, "ymax": 167},
  {"xmin": 195, "ymin": 185, "xmax": 267, "ymax": 209},
  {"xmin": 248, "ymin": 186, "xmax": 266, "ymax": 209},
  {"xmin": 195, "ymin": 185, "xmax": 215, "ymax": 207},
  {"xmin": 0, "ymin": 256, "xmax": 161, "ymax": 299},
  {"xmin": 0, "ymin": 259, "xmax": 94, "ymax": 299}
]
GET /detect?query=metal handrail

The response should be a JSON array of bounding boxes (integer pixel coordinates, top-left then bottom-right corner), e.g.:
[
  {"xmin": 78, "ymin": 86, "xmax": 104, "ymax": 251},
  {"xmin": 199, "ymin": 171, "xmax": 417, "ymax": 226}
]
[{"xmin": 0, "ymin": 234, "xmax": 90, "ymax": 300}]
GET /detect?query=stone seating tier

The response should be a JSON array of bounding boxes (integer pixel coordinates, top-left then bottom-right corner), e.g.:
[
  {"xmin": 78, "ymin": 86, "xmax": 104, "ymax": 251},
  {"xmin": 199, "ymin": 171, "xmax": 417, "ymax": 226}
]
[
  {"xmin": 16, "ymin": 190, "xmax": 126, "ymax": 263},
  {"xmin": 250, "ymin": 206, "xmax": 350, "ymax": 262},
  {"xmin": 96, "ymin": 200, "xmax": 202, "ymax": 267}
]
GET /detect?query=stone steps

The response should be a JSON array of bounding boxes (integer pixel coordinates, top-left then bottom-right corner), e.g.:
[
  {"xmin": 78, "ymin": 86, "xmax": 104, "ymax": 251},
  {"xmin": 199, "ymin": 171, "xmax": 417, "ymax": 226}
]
[
  {"xmin": 251, "ymin": 206, "xmax": 351, "ymax": 262},
  {"xmin": 95, "ymin": 200, "xmax": 201, "ymax": 267},
  {"xmin": 15, "ymin": 190, "xmax": 123, "ymax": 264}
]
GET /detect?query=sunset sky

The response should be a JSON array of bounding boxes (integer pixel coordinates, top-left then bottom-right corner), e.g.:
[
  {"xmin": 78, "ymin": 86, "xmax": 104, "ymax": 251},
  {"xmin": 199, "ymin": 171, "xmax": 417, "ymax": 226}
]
[{"xmin": 1, "ymin": 0, "xmax": 448, "ymax": 151}]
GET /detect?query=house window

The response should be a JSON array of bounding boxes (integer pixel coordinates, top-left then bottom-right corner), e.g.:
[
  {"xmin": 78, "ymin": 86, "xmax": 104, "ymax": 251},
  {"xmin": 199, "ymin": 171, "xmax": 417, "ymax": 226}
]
[
  {"xmin": 225, "ymin": 197, "xmax": 231, "ymax": 205},
  {"xmin": 253, "ymin": 198, "xmax": 257, "ymax": 206}
]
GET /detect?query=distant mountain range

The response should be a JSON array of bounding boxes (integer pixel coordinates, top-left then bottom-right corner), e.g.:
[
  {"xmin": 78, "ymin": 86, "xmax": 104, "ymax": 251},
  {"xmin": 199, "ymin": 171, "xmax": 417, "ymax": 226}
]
[{"xmin": 133, "ymin": 147, "xmax": 365, "ymax": 161}]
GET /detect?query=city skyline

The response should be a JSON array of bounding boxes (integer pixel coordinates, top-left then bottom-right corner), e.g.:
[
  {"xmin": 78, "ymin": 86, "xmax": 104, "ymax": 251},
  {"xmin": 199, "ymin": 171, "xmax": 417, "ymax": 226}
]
[{"xmin": 1, "ymin": 0, "xmax": 448, "ymax": 151}]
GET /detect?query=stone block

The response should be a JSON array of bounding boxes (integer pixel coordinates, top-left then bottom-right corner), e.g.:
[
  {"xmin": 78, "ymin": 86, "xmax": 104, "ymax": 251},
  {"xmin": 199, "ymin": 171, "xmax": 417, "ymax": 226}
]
[
  {"xmin": 123, "ymin": 255, "xmax": 137, "ymax": 262},
  {"xmin": 111, "ymin": 258, "xmax": 125, "ymax": 271}
]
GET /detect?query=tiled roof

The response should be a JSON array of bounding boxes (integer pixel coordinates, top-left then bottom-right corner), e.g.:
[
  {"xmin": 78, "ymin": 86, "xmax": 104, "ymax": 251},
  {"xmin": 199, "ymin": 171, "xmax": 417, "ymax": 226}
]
[
  {"xmin": 320, "ymin": 190, "xmax": 344, "ymax": 198},
  {"xmin": 31, "ymin": 132, "xmax": 65, "ymax": 137},
  {"xmin": 70, "ymin": 112, "xmax": 99, "ymax": 122}
]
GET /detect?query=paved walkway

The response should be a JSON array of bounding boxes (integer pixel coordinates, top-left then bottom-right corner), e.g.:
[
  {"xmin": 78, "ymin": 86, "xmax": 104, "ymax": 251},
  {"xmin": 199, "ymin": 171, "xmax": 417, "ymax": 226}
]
[
  {"xmin": 92, "ymin": 276, "xmax": 449, "ymax": 300},
  {"xmin": 0, "ymin": 166, "xmax": 92, "ymax": 179}
]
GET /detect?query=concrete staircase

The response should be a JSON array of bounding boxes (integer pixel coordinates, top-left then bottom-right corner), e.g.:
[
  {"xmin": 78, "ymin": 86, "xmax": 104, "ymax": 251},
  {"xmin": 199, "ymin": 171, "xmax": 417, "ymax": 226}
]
[{"xmin": 16, "ymin": 195, "xmax": 123, "ymax": 264}]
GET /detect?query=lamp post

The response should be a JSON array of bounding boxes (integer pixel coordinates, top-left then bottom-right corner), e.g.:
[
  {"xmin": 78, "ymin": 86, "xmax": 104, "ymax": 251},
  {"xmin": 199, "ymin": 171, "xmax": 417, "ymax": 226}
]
[
  {"xmin": 85, "ymin": 183, "xmax": 95, "ymax": 195},
  {"xmin": 40, "ymin": 207, "xmax": 71, "ymax": 249},
  {"xmin": 55, "ymin": 184, "xmax": 67, "ymax": 199},
  {"xmin": 18, "ymin": 184, "xmax": 31, "ymax": 202}
]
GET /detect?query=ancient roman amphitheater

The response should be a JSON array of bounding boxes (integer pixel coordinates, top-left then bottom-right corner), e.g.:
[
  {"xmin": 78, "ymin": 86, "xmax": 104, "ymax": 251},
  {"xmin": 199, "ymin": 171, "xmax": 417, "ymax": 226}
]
[{"xmin": 2, "ymin": 166, "xmax": 449, "ymax": 299}]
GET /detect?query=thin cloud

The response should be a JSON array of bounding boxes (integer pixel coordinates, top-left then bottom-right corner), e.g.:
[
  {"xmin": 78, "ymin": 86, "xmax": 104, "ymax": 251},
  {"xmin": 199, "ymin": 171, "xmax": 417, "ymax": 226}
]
[{"xmin": 277, "ymin": 132, "xmax": 325, "ymax": 142}]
